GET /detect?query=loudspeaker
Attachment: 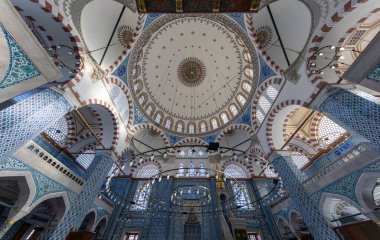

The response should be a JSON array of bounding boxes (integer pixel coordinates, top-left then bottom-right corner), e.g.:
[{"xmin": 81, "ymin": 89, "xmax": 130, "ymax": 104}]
[{"xmin": 208, "ymin": 142, "xmax": 219, "ymax": 151}]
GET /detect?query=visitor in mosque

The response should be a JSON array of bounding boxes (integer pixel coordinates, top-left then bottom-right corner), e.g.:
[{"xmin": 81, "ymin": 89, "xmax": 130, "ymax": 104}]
[{"xmin": 0, "ymin": 0, "xmax": 380, "ymax": 239}]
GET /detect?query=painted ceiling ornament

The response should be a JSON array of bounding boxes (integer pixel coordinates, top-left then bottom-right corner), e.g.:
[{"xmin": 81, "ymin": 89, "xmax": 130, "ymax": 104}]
[
  {"xmin": 128, "ymin": 14, "xmax": 259, "ymax": 136},
  {"xmin": 255, "ymin": 25, "xmax": 272, "ymax": 49},
  {"xmin": 177, "ymin": 57, "xmax": 206, "ymax": 87},
  {"xmin": 117, "ymin": 25, "xmax": 134, "ymax": 49}
]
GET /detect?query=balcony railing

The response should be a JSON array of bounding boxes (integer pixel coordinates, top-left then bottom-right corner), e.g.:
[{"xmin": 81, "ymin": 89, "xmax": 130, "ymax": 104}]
[{"xmin": 14, "ymin": 141, "xmax": 85, "ymax": 194}]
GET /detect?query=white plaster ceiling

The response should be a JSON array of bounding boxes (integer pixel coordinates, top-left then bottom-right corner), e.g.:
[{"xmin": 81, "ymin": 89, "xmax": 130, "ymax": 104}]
[
  {"xmin": 219, "ymin": 129, "xmax": 252, "ymax": 156},
  {"xmin": 311, "ymin": 1, "xmax": 380, "ymax": 83},
  {"xmin": 80, "ymin": 0, "xmax": 139, "ymax": 69},
  {"xmin": 132, "ymin": 128, "xmax": 166, "ymax": 155},
  {"xmin": 128, "ymin": 14, "xmax": 259, "ymax": 136},
  {"xmin": 250, "ymin": 0, "xmax": 311, "ymax": 69},
  {"xmin": 11, "ymin": 0, "xmax": 82, "ymax": 81},
  {"xmin": 141, "ymin": 17, "xmax": 242, "ymax": 119}
]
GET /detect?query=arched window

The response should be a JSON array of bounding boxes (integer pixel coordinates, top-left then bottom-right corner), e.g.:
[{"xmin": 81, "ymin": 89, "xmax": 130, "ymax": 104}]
[
  {"xmin": 229, "ymin": 104, "xmax": 238, "ymax": 116},
  {"xmin": 237, "ymin": 94, "xmax": 247, "ymax": 106},
  {"xmin": 76, "ymin": 150, "xmax": 95, "ymax": 169},
  {"xmin": 231, "ymin": 182, "xmax": 252, "ymax": 209},
  {"xmin": 133, "ymin": 80, "xmax": 143, "ymax": 93},
  {"xmin": 165, "ymin": 118, "xmax": 173, "ymax": 129},
  {"xmin": 136, "ymin": 163, "xmax": 159, "ymax": 178},
  {"xmin": 211, "ymin": 118, "xmax": 219, "ymax": 129},
  {"xmin": 266, "ymin": 86, "xmax": 278, "ymax": 100},
  {"xmin": 236, "ymin": 36, "xmax": 245, "ymax": 47},
  {"xmin": 244, "ymin": 66, "xmax": 254, "ymax": 79},
  {"xmin": 243, "ymin": 50, "xmax": 252, "ymax": 63},
  {"xmin": 199, "ymin": 163, "xmax": 207, "ymax": 177},
  {"xmin": 146, "ymin": 105, "xmax": 153, "ymax": 115},
  {"xmin": 256, "ymin": 84, "xmax": 280, "ymax": 124},
  {"xmin": 131, "ymin": 181, "xmax": 152, "ymax": 210},
  {"xmin": 318, "ymin": 116, "xmax": 346, "ymax": 146},
  {"xmin": 139, "ymin": 95, "xmax": 145, "ymax": 105},
  {"xmin": 188, "ymin": 162, "xmax": 196, "ymax": 177},
  {"xmin": 200, "ymin": 122, "xmax": 207, "ymax": 133},
  {"xmin": 178, "ymin": 163, "xmax": 185, "ymax": 177},
  {"xmin": 242, "ymin": 82, "xmax": 252, "ymax": 93},
  {"xmin": 188, "ymin": 123, "xmax": 195, "ymax": 134},
  {"xmin": 258, "ymin": 96, "xmax": 271, "ymax": 113},
  {"xmin": 291, "ymin": 153, "xmax": 310, "ymax": 169},
  {"xmin": 177, "ymin": 122, "xmax": 183, "ymax": 133},
  {"xmin": 220, "ymin": 112, "xmax": 229, "ymax": 124},
  {"xmin": 224, "ymin": 164, "xmax": 248, "ymax": 179},
  {"xmin": 256, "ymin": 110, "xmax": 265, "ymax": 123},
  {"xmin": 154, "ymin": 112, "xmax": 162, "ymax": 123}
]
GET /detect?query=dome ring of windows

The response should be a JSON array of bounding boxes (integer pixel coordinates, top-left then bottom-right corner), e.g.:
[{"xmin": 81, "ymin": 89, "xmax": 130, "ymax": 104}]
[
  {"xmin": 127, "ymin": 14, "xmax": 259, "ymax": 136},
  {"xmin": 107, "ymin": 165, "xmax": 279, "ymax": 213}
]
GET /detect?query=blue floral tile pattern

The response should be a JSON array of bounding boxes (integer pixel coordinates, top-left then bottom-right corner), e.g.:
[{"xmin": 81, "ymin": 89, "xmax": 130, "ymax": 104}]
[{"xmin": 0, "ymin": 25, "xmax": 40, "ymax": 89}]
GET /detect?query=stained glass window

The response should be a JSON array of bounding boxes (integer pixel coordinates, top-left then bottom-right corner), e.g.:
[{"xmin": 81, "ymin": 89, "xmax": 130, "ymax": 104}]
[
  {"xmin": 237, "ymin": 94, "xmax": 247, "ymax": 106},
  {"xmin": 232, "ymin": 182, "xmax": 252, "ymax": 209},
  {"xmin": 224, "ymin": 164, "xmax": 248, "ymax": 179},
  {"xmin": 136, "ymin": 163, "xmax": 159, "ymax": 178},
  {"xmin": 256, "ymin": 110, "xmax": 265, "ymax": 123},
  {"xmin": 243, "ymin": 82, "xmax": 252, "ymax": 93},
  {"xmin": 221, "ymin": 113, "xmax": 229, "ymax": 124},
  {"xmin": 291, "ymin": 153, "xmax": 310, "ymax": 169},
  {"xmin": 266, "ymin": 86, "xmax": 278, "ymax": 100},
  {"xmin": 76, "ymin": 150, "xmax": 95, "ymax": 169},
  {"xmin": 177, "ymin": 123, "xmax": 183, "ymax": 133},
  {"xmin": 200, "ymin": 122, "xmax": 207, "ymax": 132},
  {"xmin": 211, "ymin": 119, "xmax": 218, "ymax": 129},
  {"xmin": 318, "ymin": 116, "xmax": 346, "ymax": 146},
  {"xmin": 230, "ymin": 104, "xmax": 238, "ymax": 116},
  {"xmin": 258, "ymin": 96, "xmax": 271, "ymax": 113},
  {"xmin": 131, "ymin": 181, "xmax": 152, "ymax": 210}
]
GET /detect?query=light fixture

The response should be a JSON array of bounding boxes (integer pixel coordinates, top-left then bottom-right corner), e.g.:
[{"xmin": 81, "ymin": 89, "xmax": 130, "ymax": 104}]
[
  {"xmin": 139, "ymin": 156, "xmax": 144, "ymax": 163},
  {"xmin": 150, "ymin": 154, "xmax": 155, "ymax": 160},
  {"xmin": 330, "ymin": 45, "xmax": 336, "ymax": 50}
]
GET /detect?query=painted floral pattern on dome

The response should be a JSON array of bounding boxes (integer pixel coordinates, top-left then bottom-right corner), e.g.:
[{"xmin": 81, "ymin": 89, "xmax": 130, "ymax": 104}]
[{"xmin": 0, "ymin": 25, "xmax": 40, "ymax": 89}]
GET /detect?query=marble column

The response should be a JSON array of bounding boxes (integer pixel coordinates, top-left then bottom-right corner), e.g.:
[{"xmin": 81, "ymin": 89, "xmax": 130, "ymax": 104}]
[
  {"xmin": 0, "ymin": 220, "xmax": 15, "ymax": 239},
  {"xmin": 311, "ymin": 85, "xmax": 380, "ymax": 153},
  {"xmin": 39, "ymin": 150, "xmax": 116, "ymax": 240},
  {"xmin": 270, "ymin": 151, "xmax": 339, "ymax": 240},
  {"xmin": 0, "ymin": 89, "xmax": 71, "ymax": 160}
]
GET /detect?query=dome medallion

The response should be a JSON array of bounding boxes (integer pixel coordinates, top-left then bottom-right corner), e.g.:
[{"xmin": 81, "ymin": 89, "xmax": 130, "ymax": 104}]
[
  {"xmin": 128, "ymin": 14, "xmax": 259, "ymax": 136},
  {"xmin": 178, "ymin": 57, "xmax": 206, "ymax": 87}
]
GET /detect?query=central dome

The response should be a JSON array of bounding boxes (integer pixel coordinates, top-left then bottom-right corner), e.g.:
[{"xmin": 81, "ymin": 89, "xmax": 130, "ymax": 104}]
[
  {"xmin": 128, "ymin": 14, "xmax": 259, "ymax": 136},
  {"xmin": 178, "ymin": 57, "xmax": 206, "ymax": 87}
]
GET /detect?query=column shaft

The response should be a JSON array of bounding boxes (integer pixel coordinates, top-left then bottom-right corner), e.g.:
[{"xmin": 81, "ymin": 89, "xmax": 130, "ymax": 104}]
[
  {"xmin": 314, "ymin": 88, "xmax": 380, "ymax": 153},
  {"xmin": 0, "ymin": 89, "xmax": 71, "ymax": 159},
  {"xmin": 38, "ymin": 150, "xmax": 116, "ymax": 240},
  {"xmin": 271, "ymin": 153, "xmax": 339, "ymax": 240}
]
